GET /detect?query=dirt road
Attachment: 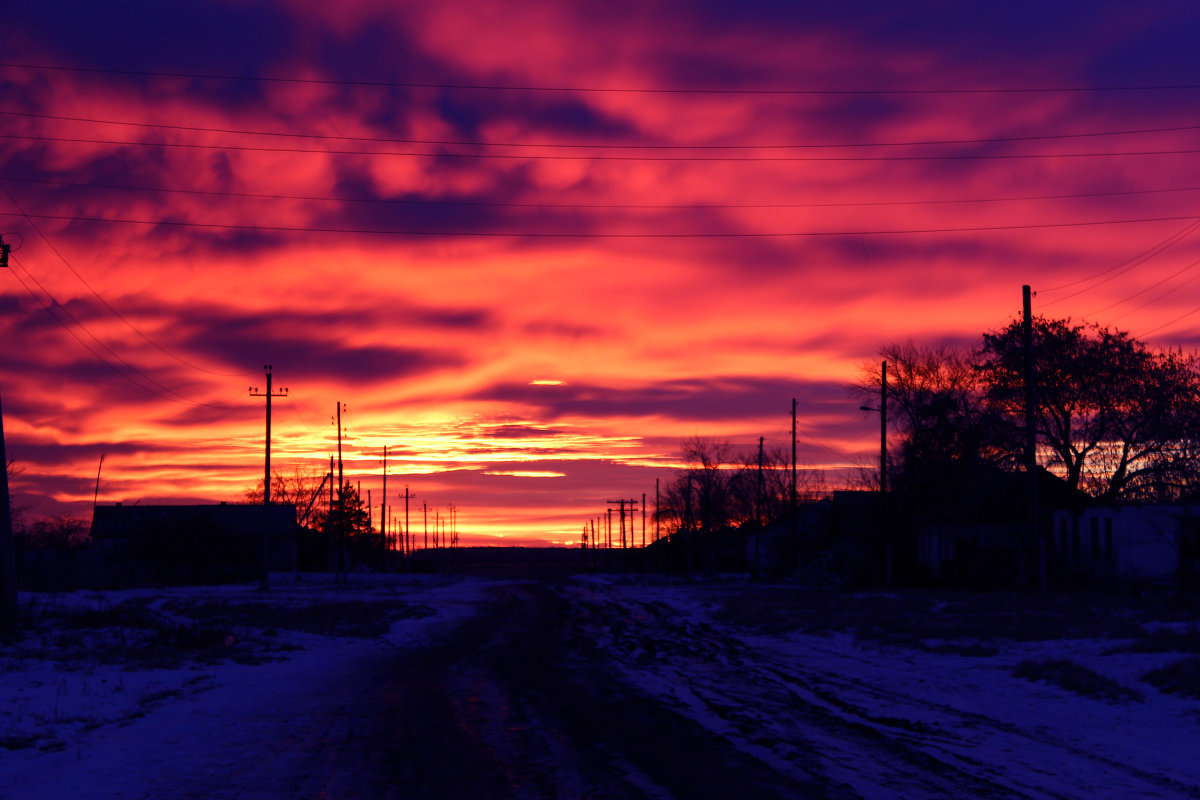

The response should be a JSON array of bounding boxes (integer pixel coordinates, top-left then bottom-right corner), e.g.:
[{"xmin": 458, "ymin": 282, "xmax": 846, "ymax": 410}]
[
  {"xmin": 12, "ymin": 577, "xmax": 1196, "ymax": 799},
  {"xmin": 355, "ymin": 582, "xmax": 830, "ymax": 800},
  {"xmin": 321, "ymin": 579, "xmax": 1199, "ymax": 800}
]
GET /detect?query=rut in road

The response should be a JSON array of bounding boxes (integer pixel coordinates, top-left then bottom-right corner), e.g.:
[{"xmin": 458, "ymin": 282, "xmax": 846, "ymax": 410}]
[
  {"xmin": 370, "ymin": 581, "xmax": 835, "ymax": 800},
  {"xmin": 309, "ymin": 579, "xmax": 1196, "ymax": 800}
]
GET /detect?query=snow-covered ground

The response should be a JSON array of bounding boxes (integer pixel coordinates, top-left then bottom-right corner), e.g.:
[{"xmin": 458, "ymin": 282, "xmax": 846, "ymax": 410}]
[
  {"xmin": 2, "ymin": 574, "xmax": 1199, "ymax": 799},
  {"xmin": 0, "ymin": 573, "xmax": 499, "ymax": 799},
  {"xmin": 565, "ymin": 578, "xmax": 1200, "ymax": 798}
]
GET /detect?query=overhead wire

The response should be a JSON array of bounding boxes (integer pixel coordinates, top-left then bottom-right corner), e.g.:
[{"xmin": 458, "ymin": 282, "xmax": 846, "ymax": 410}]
[
  {"xmin": 3, "ymin": 209, "xmax": 1199, "ymax": 238},
  {"xmin": 5, "ymin": 255, "xmax": 243, "ymax": 409},
  {"xmin": 4, "ymin": 108, "xmax": 1200, "ymax": 151},
  {"xmin": 12, "ymin": 108, "xmax": 1200, "ymax": 321},
  {"xmin": 7, "ymin": 174, "xmax": 1200, "ymax": 211},
  {"xmin": 286, "ymin": 395, "xmax": 322, "ymax": 439},
  {"xmin": 1035, "ymin": 219, "xmax": 1200, "ymax": 303},
  {"xmin": 5, "ymin": 61, "xmax": 1200, "ymax": 94},
  {"xmin": 796, "ymin": 428, "xmax": 855, "ymax": 464},
  {"xmin": 1140, "ymin": 305, "xmax": 1200, "ymax": 337},
  {"xmin": 0, "ymin": 180, "xmax": 254, "ymax": 378},
  {"xmin": 9, "ymin": 61, "xmax": 1200, "ymax": 347},
  {"xmin": 5, "ymin": 258, "xmax": 159, "ymax": 396},
  {"xmin": 1083, "ymin": 255, "xmax": 1200, "ymax": 319},
  {"xmin": 6, "ymin": 132, "xmax": 1200, "ymax": 162},
  {"xmin": 1106, "ymin": 262, "xmax": 1200, "ymax": 324}
]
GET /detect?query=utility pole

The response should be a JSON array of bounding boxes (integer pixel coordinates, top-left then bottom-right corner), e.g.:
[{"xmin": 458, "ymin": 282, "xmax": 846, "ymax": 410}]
[
  {"xmin": 620, "ymin": 500, "xmax": 626, "ymax": 549},
  {"xmin": 250, "ymin": 366, "xmax": 287, "ymax": 589},
  {"xmin": 656, "ymin": 478, "xmax": 661, "ymax": 542},
  {"xmin": 860, "ymin": 366, "xmax": 889, "ymax": 586},
  {"xmin": 757, "ymin": 436, "xmax": 766, "ymax": 525},
  {"xmin": 381, "ymin": 445, "xmax": 388, "ymax": 563},
  {"xmin": 92, "ymin": 454, "xmax": 104, "ymax": 518},
  {"xmin": 881, "ymin": 361, "xmax": 891, "ymax": 588},
  {"xmin": 335, "ymin": 404, "xmax": 346, "ymax": 580},
  {"xmin": 755, "ymin": 436, "xmax": 764, "ymax": 578},
  {"xmin": 1023, "ymin": 285, "xmax": 1044, "ymax": 591},
  {"xmin": 423, "ymin": 501, "xmax": 428, "ymax": 550},
  {"xmin": 399, "ymin": 485, "xmax": 415, "ymax": 563},
  {"xmin": 0, "ymin": 235, "xmax": 17, "ymax": 635},
  {"xmin": 791, "ymin": 398, "xmax": 798, "ymax": 571},
  {"xmin": 249, "ymin": 367, "xmax": 288, "ymax": 505},
  {"xmin": 606, "ymin": 508, "xmax": 613, "ymax": 571},
  {"xmin": 337, "ymin": 403, "xmax": 344, "ymax": 500},
  {"xmin": 655, "ymin": 479, "xmax": 662, "ymax": 574},
  {"xmin": 684, "ymin": 475, "xmax": 694, "ymax": 575},
  {"xmin": 606, "ymin": 498, "xmax": 637, "ymax": 570},
  {"xmin": 0, "ymin": 385, "xmax": 16, "ymax": 637},
  {"xmin": 367, "ymin": 488, "xmax": 374, "ymax": 568},
  {"xmin": 327, "ymin": 455, "xmax": 334, "ymax": 573}
]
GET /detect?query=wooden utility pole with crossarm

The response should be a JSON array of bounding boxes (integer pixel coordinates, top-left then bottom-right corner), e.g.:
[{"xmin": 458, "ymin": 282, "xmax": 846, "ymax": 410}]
[{"xmin": 249, "ymin": 367, "xmax": 287, "ymax": 588}]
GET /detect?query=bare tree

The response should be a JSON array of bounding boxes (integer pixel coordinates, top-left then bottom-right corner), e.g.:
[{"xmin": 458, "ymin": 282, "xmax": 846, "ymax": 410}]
[
  {"xmin": 853, "ymin": 340, "xmax": 1012, "ymax": 521},
  {"xmin": 243, "ymin": 463, "xmax": 329, "ymax": 527},
  {"xmin": 729, "ymin": 444, "xmax": 814, "ymax": 526},
  {"xmin": 18, "ymin": 514, "xmax": 89, "ymax": 550},
  {"xmin": 680, "ymin": 437, "xmax": 734, "ymax": 535}
]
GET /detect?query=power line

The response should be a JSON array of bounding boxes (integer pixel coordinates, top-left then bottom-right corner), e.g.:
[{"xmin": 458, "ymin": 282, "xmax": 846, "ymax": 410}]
[
  {"xmin": 1083, "ymin": 255, "xmax": 1200, "ymax": 319},
  {"xmin": 1141, "ymin": 305, "xmax": 1200, "ymax": 337},
  {"xmin": 287, "ymin": 395, "xmax": 321, "ymax": 438},
  {"xmin": 0, "ymin": 180, "xmax": 253, "ymax": 378},
  {"xmin": 5, "ymin": 255, "xmax": 241, "ymax": 408},
  {"xmin": 3, "ymin": 209, "xmax": 1199, "ymax": 238},
  {"xmin": 795, "ymin": 428, "xmax": 852, "ymax": 463},
  {"xmin": 1038, "ymin": 219, "xmax": 1200, "ymax": 304},
  {"xmin": 1105, "ymin": 260, "xmax": 1200, "ymax": 324},
  {"xmin": 6, "ymin": 108, "xmax": 1200, "ymax": 150},
  {"xmin": 8, "ymin": 174, "xmax": 1200, "ymax": 211},
  {"xmin": 6, "ymin": 260, "xmax": 159, "ymax": 396},
  {"xmin": 5, "ymin": 61, "xmax": 1200, "ymax": 95},
  {"xmin": 7, "ymin": 132, "xmax": 1200, "ymax": 162}
]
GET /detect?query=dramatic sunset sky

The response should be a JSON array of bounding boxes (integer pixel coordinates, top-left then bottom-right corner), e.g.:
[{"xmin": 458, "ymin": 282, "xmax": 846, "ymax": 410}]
[{"xmin": 3, "ymin": 2, "xmax": 1200, "ymax": 545}]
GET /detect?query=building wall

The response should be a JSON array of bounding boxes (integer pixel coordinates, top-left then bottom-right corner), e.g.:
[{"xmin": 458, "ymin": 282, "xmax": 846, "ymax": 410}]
[
  {"xmin": 1052, "ymin": 505, "xmax": 1196, "ymax": 584},
  {"xmin": 90, "ymin": 503, "xmax": 297, "ymax": 581}
]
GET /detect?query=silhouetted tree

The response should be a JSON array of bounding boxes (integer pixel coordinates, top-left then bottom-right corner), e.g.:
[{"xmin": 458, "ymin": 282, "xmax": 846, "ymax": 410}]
[
  {"xmin": 653, "ymin": 438, "xmax": 733, "ymax": 573},
  {"xmin": 243, "ymin": 464, "xmax": 329, "ymax": 525},
  {"xmin": 681, "ymin": 437, "xmax": 734, "ymax": 536},
  {"xmin": 17, "ymin": 514, "xmax": 89, "ymax": 550},
  {"xmin": 980, "ymin": 317, "xmax": 1200, "ymax": 502},
  {"xmin": 854, "ymin": 340, "xmax": 1009, "ymax": 521},
  {"xmin": 311, "ymin": 481, "xmax": 376, "ymax": 565},
  {"xmin": 728, "ymin": 444, "xmax": 801, "ymax": 526},
  {"xmin": 659, "ymin": 438, "xmax": 829, "ymax": 533}
]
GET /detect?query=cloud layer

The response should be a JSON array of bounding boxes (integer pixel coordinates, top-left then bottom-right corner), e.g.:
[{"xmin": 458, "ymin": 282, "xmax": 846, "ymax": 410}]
[{"xmin": 3, "ymin": 2, "xmax": 1200, "ymax": 542}]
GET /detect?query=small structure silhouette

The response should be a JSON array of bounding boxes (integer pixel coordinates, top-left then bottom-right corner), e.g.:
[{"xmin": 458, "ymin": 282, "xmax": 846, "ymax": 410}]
[{"xmin": 90, "ymin": 503, "xmax": 296, "ymax": 585}]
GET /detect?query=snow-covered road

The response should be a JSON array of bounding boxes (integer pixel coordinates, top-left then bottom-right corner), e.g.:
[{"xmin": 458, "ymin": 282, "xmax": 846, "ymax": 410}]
[
  {"xmin": 3, "ymin": 575, "xmax": 1198, "ymax": 799},
  {"xmin": 564, "ymin": 579, "xmax": 1200, "ymax": 798}
]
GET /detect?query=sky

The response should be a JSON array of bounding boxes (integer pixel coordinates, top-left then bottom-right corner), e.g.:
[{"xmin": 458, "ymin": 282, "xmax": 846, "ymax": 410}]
[{"xmin": 3, "ymin": 1, "xmax": 1200, "ymax": 545}]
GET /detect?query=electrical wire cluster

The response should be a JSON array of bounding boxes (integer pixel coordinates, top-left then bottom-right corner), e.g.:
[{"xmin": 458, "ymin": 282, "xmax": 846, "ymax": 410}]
[{"xmin": 1, "ymin": 57, "xmax": 1199, "ymax": 411}]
